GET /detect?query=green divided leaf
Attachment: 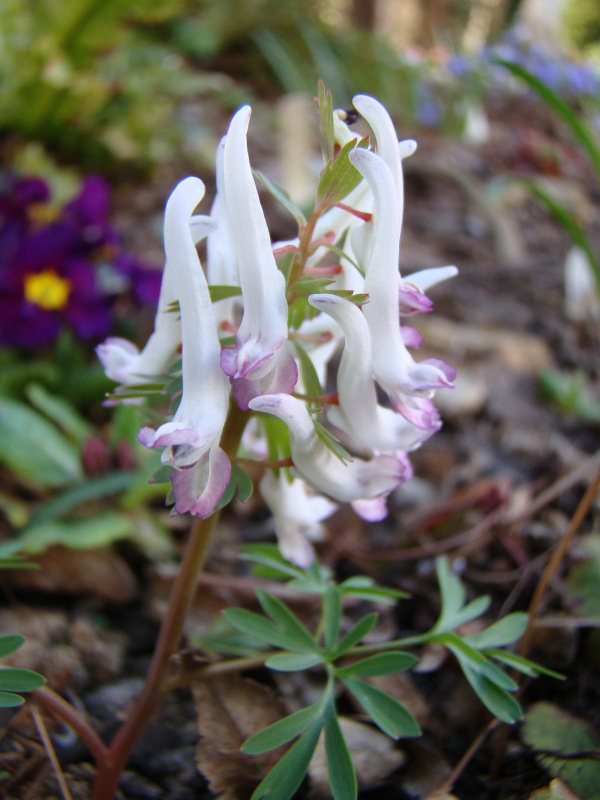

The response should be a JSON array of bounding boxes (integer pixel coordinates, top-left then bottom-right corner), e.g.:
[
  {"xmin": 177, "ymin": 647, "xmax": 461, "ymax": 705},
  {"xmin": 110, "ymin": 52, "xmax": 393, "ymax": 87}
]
[
  {"xmin": 224, "ymin": 608, "xmax": 304, "ymax": 652},
  {"xmin": 251, "ymin": 719, "xmax": 323, "ymax": 800},
  {"xmin": 332, "ymin": 613, "xmax": 378, "ymax": 659},
  {"xmin": 336, "ymin": 651, "xmax": 417, "ymax": 678},
  {"xmin": 0, "ymin": 635, "xmax": 25, "ymax": 659},
  {"xmin": 317, "ymin": 137, "xmax": 369, "ymax": 210},
  {"xmin": 324, "ymin": 700, "xmax": 357, "ymax": 800},
  {"xmin": 339, "ymin": 578, "xmax": 408, "ymax": 604},
  {"xmin": 484, "ymin": 650, "xmax": 565, "ymax": 680},
  {"xmin": 0, "ymin": 691, "xmax": 27, "ymax": 708},
  {"xmin": 243, "ymin": 701, "xmax": 323, "ymax": 755},
  {"xmin": 342, "ymin": 677, "xmax": 420, "ymax": 738},
  {"xmin": 324, "ymin": 583, "xmax": 342, "ymax": 652},
  {"xmin": 266, "ymin": 652, "xmax": 324, "ymax": 672},
  {"xmin": 459, "ymin": 662, "xmax": 523, "ymax": 724},
  {"xmin": 243, "ymin": 543, "xmax": 307, "ymax": 581},
  {"xmin": 317, "ymin": 79, "xmax": 335, "ymax": 163},
  {"xmin": 254, "ymin": 171, "xmax": 307, "ymax": 227},
  {"xmin": 0, "ymin": 668, "xmax": 44, "ymax": 693},
  {"xmin": 257, "ymin": 590, "xmax": 320, "ymax": 654},
  {"xmin": 289, "ymin": 275, "xmax": 335, "ymax": 299},
  {"xmin": 433, "ymin": 558, "xmax": 491, "ymax": 632},
  {"xmin": 465, "ymin": 612, "xmax": 529, "ymax": 649}
]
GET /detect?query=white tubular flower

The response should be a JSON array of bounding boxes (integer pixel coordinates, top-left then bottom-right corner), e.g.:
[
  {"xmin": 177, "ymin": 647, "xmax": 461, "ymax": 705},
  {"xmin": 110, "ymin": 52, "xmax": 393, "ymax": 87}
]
[
  {"xmin": 96, "ymin": 215, "xmax": 215, "ymax": 388},
  {"xmin": 137, "ymin": 177, "xmax": 231, "ymax": 518},
  {"xmin": 206, "ymin": 137, "xmax": 240, "ymax": 329},
  {"xmin": 260, "ymin": 472, "xmax": 338, "ymax": 567},
  {"xmin": 219, "ymin": 105, "xmax": 289, "ymax": 383},
  {"xmin": 407, "ymin": 265, "xmax": 459, "ymax": 292},
  {"xmin": 349, "ymin": 147, "xmax": 455, "ymax": 429},
  {"xmin": 308, "ymin": 294, "xmax": 438, "ymax": 453},
  {"xmin": 248, "ymin": 394, "xmax": 411, "ymax": 509},
  {"xmin": 352, "ymin": 94, "xmax": 416, "ymax": 227}
]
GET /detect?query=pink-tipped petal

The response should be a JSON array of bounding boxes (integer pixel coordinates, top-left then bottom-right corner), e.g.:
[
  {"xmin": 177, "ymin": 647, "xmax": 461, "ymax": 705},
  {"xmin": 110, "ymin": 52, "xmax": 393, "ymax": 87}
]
[
  {"xmin": 231, "ymin": 347, "xmax": 298, "ymax": 411},
  {"xmin": 249, "ymin": 394, "xmax": 411, "ymax": 504},
  {"xmin": 351, "ymin": 496, "xmax": 388, "ymax": 522},
  {"xmin": 401, "ymin": 326, "xmax": 423, "ymax": 349},
  {"xmin": 171, "ymin": 446, "xmax": 231, "ymax": 518}
]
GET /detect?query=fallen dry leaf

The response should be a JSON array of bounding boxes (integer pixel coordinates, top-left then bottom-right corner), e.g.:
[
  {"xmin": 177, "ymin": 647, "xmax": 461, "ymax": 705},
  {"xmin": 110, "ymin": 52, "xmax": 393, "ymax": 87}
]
[
  {"xmin": 400, "ymin": 740, "xmax": 452, "ymax": 799},
  {"xmin": 194, "ymin": 675, "xmax": 289, "ymax": 798},
  {"xmin": 8, "ymin": 546, "xmax": 138, "ymax": 602}
]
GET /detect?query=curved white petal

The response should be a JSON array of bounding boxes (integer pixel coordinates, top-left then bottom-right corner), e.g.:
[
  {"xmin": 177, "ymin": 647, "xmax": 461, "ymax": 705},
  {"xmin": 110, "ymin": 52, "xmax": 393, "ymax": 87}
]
[
  {"xmin": 260, "ymin": 472, "xmax": 337, "ymax": 566},
  {"xmin": 308, "ymin": 294, "xmax": 437, "ymax": 450},
  {"xmin": 206, "ymin": 137, "xmax": 240, "ymax": 329},
  {"xmin": 220, "ymin": 105, "xmax": 288, "ymax": 381},
  {"xmin": 349, "ymin": 148, "xmax": 454, "ymax": 416},
  {"xmin": 138, "ymin": 177, "xmax": 230, "ymax": 487},
  {"xmin": 406, "ymin": 265, "xmax": 458, "ymax": 292},
  {"xmin": 352, "ymin": 94, "xmax": 416, "ymax": 228},
  {"xmin": 97, "ymin": 214, "xmax": 215, "ymax": 390},
  {"xmin": 249, "ymin": 394, "xmax": 410, "ymax": 506}
]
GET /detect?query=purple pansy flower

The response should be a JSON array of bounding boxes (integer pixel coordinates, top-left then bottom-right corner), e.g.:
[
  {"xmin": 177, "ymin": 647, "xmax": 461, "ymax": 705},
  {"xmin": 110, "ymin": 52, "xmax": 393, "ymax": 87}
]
[{"xmin": 0, "ymin": 172, "xmax": 162, "ymax": 348}]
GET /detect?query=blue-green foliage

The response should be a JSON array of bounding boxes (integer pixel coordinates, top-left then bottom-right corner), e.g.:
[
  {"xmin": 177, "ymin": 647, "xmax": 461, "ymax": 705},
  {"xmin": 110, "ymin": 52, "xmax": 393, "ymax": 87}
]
[
  {"xmin": 205, "ymin": 548, "xmax": 556, "ymax": 800},
  {"xmin": 0, "ymin": 635, "xmax": 45, "ymax": 708}
]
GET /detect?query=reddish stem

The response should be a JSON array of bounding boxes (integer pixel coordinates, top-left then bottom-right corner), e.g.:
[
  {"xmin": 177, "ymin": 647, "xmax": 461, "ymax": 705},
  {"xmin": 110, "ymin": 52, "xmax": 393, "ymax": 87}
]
[{"xmin": 90, "ymin": 408, "xmax": 247, "ymax": 799}]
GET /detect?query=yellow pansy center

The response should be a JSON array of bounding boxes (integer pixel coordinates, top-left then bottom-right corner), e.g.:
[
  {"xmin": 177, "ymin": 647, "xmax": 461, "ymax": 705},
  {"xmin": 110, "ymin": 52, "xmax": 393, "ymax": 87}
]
[{"xmin": 24, "ymin": 269, "xmax": 71, "ymax": 311}]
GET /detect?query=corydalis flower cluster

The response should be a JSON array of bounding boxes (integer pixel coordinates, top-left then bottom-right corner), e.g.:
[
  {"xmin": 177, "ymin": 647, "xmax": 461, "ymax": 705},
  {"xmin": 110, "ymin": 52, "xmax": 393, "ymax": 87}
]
[{"xmin": 98, "ymin": 94, "xmax": 457, "ymax": 566}]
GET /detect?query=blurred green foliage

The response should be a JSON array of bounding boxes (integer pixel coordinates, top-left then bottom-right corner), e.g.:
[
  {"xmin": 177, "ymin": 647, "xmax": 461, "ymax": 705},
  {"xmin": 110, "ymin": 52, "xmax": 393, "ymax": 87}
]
[
  {"xmin": 0, "ymin": 0, "xmax": 433, "ymax": 172},
  {"xmin": 0, "ymin": 334, "xmax": 175, "ymax": 561},
  {"xmin": 564, "ymin": 0, "xmax": 600, "ymax": 51},
  {"xmin": 0, "ymin": 0, "xmax": 239, "ymax": 173}
]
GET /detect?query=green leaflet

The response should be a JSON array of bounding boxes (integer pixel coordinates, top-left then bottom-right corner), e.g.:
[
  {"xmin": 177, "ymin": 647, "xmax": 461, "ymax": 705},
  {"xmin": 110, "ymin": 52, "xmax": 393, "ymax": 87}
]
[
  {"xmin": 265, "ymin": 652, "xmax": 324, "ymax": 672},
  {"xmin": 0, "ymin": 635, "xmax": 25, "ymax": 659},
  {"xmin": 250, "ymin": 720, "xmax": 323, "ymax": 800},
  {"xmin": 331, "ymin": 613, "xmax": 378, "ymax": 659},
  {"xmin": 316, "ymin": 137, "xmax": 369, "ymax": 209},
  {"xmin": 342, "ymin": 677, "xmax": 420, "ymax": 738},
  {"xmin": 335, "ymin": 651, "xmax": 417, "ymax": 678},
  {"xmin": 243, "ymin": 702, "xmax": 323, "ymax": 755},
  {"xmin": 465, "ymin": 612, "xmax": 529, "ymax": 649},
  {"xmin": 254, "ymin": 171, "xmax": 307, "ymax": 227},
  {"xmin": 324, "ymin": 700, "xmax": 357, "ymax": 800},
  {"xmin": 256, "ymin": 590, "xmax": 320, "ymax": 654},
  {"xmin": 317, "ymin": 79, "xmax": 335, "ymax": 162},
  {"xmin": 323, "ymin": 583, "xmax": 342, "ymax": 652}
]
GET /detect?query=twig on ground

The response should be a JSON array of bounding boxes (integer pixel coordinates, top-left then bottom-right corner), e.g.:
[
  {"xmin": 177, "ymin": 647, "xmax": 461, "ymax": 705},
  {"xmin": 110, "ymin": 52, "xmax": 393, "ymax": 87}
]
[
  {"xmin": 518, "ymin": 464, "xmax": 600, "ymax": 659},
  {"xmin": 30, "ymin": 703, "xmax": 74, "ymax": 800},
  {"xmin": 429, "ymin": 719, "xmax": 501, "ymax": 799}
]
